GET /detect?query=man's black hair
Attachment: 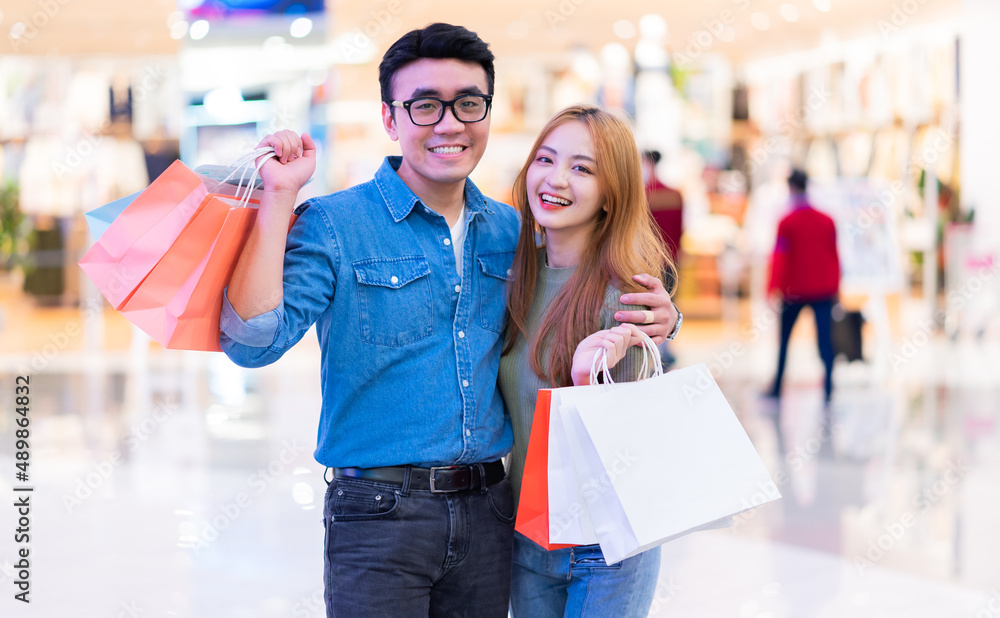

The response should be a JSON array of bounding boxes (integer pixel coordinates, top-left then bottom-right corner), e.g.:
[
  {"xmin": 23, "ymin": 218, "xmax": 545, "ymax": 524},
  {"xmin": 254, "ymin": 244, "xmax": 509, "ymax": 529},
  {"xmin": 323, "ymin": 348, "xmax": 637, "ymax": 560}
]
[
  {"xmin": 642, "ymin": 150, "xmax": 662, "ymax": 165},
  {"xmin": 788, "ymin": 168, "xmax": 808, "ymax": 193},
  {"xmin": 378, "ymin": 23, "xmax": 495, "ymax": 105}
]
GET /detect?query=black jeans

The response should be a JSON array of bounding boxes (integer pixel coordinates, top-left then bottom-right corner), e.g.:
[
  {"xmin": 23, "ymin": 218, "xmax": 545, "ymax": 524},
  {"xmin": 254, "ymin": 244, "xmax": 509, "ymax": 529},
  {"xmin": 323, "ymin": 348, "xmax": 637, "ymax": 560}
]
[
  {"xmin": 772, "ymin": 296, "xmax": 836, "ymax": 402},
  {"xmin": 322, "ymin": 470, "xmax": 515, "ymax": 617}
]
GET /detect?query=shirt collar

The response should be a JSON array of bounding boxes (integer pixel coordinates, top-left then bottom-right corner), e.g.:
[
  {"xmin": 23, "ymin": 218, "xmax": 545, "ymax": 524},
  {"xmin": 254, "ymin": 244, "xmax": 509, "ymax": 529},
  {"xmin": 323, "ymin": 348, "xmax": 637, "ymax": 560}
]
[
  {"xmin": 374, "ymin": 156, "xmax": 489, "ymax": 223},
  {"xmin": 790, "ymin": 192, "xmax": 810, "ymax": 209}
]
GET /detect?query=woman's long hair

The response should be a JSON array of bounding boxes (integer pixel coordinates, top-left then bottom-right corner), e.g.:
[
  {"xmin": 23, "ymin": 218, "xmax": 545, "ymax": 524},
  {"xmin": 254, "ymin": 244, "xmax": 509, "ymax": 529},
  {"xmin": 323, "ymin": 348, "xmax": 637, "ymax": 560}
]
[{"xmin": 504, "ymin": 105, "xmax": 676, "ymax": 386}]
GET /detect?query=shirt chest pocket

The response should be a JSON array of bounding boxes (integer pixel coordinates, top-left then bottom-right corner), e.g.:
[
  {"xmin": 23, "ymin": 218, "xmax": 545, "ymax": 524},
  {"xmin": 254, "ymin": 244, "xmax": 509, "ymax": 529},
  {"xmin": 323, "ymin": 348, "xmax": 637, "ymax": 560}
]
[
  {"xmin": 353, "ymin": 256, "xmax": 433, "ymax": 347},
  {"xmin": 477, "ymin": 250, "xmax": 514, "ymax": 334}
]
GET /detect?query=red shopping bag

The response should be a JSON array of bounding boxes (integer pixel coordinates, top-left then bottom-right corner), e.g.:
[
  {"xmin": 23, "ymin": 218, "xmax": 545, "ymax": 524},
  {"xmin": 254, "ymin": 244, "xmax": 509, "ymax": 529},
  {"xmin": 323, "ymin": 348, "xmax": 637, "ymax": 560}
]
[
  {"xmin": 119, "ymin": 195, "xmax": 259, "ymax": 351},
  {"xmin": 514, "ymin": 389, "xmax": 577, "ymax": 551},
  {"xmin": 78, "ymin": 160, "xmax": 213, "ymax": 309}
]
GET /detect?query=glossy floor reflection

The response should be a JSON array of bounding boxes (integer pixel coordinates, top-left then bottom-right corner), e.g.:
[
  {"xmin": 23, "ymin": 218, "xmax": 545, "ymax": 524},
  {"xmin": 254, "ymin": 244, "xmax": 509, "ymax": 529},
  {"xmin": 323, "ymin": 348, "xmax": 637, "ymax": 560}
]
[{"xmin": 0, "ymin": 319, "xmax": 998, "ymax": 617}]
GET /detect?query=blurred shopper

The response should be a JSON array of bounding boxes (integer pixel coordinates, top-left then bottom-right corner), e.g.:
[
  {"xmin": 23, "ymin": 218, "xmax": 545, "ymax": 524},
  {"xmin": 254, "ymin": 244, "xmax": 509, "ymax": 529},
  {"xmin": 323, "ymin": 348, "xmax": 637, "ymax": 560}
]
[
  {"xmin": 641, "ymin": 149, "xmax": 684, "ymax": 261},
  {"xmin": 500, "ymin": 106, "xmax": 679, "ymax": 618},
  {"xmin": 218, "ymin": 24, "xmax": 678, "ymax": 617},
  {"xmin": 642, "ymin": 149, "xmax": 684, "ymax": 367},
  {"xmin": 766, "ymin": 169, "xmax": 840, "ymax": 403}
]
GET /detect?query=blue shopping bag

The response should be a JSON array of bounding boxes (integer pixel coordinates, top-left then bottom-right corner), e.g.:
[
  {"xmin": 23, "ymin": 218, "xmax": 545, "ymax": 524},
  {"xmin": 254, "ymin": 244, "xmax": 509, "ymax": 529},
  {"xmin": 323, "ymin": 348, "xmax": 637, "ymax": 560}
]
[{"xmin": 84, "ymin": 191, "xmax": 142, "ymax": 241}]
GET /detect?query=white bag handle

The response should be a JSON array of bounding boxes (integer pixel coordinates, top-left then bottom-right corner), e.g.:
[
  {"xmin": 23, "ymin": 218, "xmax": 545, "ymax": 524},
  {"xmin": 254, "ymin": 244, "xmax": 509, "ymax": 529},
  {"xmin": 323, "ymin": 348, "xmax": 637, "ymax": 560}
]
[
  {"xmin": 589, "ymin": 328, "xmax": 663, "ymax": 386},
  {"xmin": 210, "ymin": 147, "xmax": 278, "ymax": 208}
]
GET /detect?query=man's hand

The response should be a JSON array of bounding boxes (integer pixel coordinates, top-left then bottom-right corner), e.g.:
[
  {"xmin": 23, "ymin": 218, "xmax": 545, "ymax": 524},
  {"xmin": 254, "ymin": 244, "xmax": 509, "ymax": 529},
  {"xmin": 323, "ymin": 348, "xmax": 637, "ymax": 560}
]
[
  {"xmin": 570, "ymin": 324, "xmax": 642, "ymax": 386},
  {"xmin": 257, "ymin": 130, "xmax": 317, "ymax": 197},
  {"xmin": 614, "ymin": 273, "xmax": 678, "ymax": 344}
]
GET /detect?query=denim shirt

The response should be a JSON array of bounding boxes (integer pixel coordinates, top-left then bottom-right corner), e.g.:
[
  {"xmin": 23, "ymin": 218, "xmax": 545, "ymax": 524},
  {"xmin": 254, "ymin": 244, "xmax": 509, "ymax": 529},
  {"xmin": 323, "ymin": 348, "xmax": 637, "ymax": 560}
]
[{"xmin": 219, "ymin": 157, "xmax": 519, "ymax": 468}]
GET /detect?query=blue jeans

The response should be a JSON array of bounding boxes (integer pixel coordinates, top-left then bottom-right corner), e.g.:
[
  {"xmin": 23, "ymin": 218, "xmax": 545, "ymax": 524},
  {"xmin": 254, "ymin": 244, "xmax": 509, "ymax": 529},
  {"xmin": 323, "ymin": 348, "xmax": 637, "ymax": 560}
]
[
  {"xmin": 322, "ymin": 473, "xmax": 515, "ymax": 617},
  {"xmin": 509, "ymin": 532, "xmax": 661, "ymax": 618},
  {"xmin": 772, "ymin": 297, "xmax": 836, "ymax": 402}
]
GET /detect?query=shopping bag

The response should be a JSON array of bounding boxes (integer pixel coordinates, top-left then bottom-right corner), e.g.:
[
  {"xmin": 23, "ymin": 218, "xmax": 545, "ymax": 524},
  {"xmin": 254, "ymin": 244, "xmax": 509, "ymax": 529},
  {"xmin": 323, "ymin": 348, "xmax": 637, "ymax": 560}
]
[
  {"xmin": 831, "ymin": 303, "xmax": 864, "ymax": 362},
  {"xmin": 547, "ymin": 385, "xmax": 604, "ymax": 545},
  {"xmin": 85, "ymin": 191, "xmax": 141, "ymax": 241},
  {"xmin": 118, "ymin": 195, "xmax": 258, "ymax": 351},
  {"xmin": 79, "ymin": 160, "xmax": 213, "ymax": 309},
  {"xmin": 561, "ymin": 355, "xmax": 779, "ymax": 564},
  {"xmin": 516, "ymin": 338, "xmax": 660, "ymax": 549},
  {"xmin": 515, "ymin": 386, "xmax": 613, "ymax": 550},
  {"xmin": 79, "ymin": 148, "xmax": 276, "ymax": 310},
  {"xmin": 515, "ymin": 390, "xmax": 581, "ymax": 550}
]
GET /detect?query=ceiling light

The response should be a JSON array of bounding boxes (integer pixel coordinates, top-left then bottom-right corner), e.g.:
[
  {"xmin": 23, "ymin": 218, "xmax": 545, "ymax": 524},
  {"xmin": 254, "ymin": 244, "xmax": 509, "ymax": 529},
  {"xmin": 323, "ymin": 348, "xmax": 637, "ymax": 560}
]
[
  {"xmin": 189, "ymin": 19, "xmax": 209, "ymax": 41},
  {"xmin": 264, "ymin": 35, "xmax": 286, "ymax": 51},
  {"xmin": 169, "ymin": 21, "xmax": 188, "ymax": 40},
  {"xmin": 290, "ymin": 17, "xmax": 312, "ymax": 38}
]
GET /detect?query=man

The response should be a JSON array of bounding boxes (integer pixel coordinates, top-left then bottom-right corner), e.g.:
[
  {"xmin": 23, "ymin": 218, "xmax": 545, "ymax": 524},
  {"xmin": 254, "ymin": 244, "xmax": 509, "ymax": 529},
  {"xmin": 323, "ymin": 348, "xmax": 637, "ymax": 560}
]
[
  {"xmin": 766, "ymin": 168, "xmax": 840, "ymax": 403},
  {"xmin": 642, "ymin": 149, "xmax": 684, "ymax": 367},
  {"xmin": 219, "ymin": 23, "xmax": 679, "ymax": 617},
  {"xmin": 641, "ymin": 149, "xmax": 683, "ymax": 262}
]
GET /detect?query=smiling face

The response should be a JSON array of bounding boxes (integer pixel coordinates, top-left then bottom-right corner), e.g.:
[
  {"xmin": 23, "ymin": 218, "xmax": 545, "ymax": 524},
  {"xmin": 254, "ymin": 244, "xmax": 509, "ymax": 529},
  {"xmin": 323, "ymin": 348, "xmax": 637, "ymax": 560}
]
[
  {"xmin": 381, "ymin": 57, "xmax": 491, "ymax": 199},
  {"xmin": 525, "ymin": 120, "xmax": 606, "ymax": 242}
]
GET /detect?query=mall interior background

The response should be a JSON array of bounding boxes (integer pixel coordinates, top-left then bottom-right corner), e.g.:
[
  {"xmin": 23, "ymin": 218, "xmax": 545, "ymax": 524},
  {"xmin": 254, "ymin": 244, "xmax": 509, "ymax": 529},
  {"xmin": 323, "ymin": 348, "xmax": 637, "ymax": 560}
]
[{"xmin": 1, "ymin": 0, "xmax": 999, "ymax": 616}]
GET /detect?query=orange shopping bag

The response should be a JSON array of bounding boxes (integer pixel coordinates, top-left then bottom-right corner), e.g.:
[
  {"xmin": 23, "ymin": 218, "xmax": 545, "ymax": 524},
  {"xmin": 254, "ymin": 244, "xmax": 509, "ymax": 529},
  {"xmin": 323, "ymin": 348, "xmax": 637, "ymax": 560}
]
[
  {"xmin": 119, "ymin": 195, "xmax": 259, "ymax": 351},
  {"xmin": 78, "ymin": 160, "xmax": 212, "ymax": 309},
  {"xmin": 514, "ymin": 389, "xmax": 578, "ymax": 551}
]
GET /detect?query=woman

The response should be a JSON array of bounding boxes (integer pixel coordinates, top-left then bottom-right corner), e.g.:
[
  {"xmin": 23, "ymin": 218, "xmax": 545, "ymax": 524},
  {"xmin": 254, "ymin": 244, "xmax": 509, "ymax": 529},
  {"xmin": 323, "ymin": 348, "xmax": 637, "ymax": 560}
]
[{"xmin": 498, "ymin": 105, "xmax": 676, "ymax": 617}]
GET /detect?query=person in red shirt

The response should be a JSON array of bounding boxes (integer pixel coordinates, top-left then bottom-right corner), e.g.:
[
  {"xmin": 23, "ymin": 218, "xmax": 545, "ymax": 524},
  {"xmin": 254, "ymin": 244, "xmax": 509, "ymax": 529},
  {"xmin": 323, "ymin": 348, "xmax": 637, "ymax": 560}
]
[
  {"xmin": 766, "ymin": 169, "xmax": 840, "ymax": 403},
  {"xmin": 642, "ymin": 150, "xmax": 684, "ymax": 261},
  {"xmin": 642, "ymin": 150, "xmax": 684, "ymax": 367}
]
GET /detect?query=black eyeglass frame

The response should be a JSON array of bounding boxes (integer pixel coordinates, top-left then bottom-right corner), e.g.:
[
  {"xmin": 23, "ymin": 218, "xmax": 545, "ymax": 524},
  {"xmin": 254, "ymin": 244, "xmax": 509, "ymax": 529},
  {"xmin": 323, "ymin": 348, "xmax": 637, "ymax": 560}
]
[{"xmin": 390, "ymin": 94, "xmax": 494, "ymax": 126}]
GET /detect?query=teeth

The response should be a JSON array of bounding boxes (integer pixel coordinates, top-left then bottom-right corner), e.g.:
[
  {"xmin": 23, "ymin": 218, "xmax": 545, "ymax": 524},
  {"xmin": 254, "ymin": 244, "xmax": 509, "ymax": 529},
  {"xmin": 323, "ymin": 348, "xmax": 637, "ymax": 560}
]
[
  {"xmin": 541, "ymin": 194, "xmax": 571, "ymax": 206},
  {"xmin": 431, "ymin": 146, "xmax": 464, "ymax": 154}
]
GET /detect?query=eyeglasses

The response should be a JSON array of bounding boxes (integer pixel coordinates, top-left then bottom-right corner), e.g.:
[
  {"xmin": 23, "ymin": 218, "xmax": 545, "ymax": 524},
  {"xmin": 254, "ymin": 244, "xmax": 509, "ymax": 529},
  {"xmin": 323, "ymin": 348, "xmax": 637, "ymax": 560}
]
[{"xmin": 390, "ymin": 94, "xmax": 493, "ymax": 126}]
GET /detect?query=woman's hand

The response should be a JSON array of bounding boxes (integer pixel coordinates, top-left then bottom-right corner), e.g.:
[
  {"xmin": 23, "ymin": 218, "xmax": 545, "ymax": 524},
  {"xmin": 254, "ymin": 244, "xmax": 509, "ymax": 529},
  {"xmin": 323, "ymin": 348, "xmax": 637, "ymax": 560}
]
[
  {"xmin": 256, "ymin": 130, "xmax": 316, "ymax": 197},
  {"xmin": 570, "ymin": 324, "xmax": 643, "ymax": 386}
]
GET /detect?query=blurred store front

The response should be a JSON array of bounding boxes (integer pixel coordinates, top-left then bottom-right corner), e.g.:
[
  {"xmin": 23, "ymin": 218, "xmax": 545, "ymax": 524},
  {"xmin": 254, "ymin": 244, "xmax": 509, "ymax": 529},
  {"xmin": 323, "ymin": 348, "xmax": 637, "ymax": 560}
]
[{"xmin": 2, "ymin": 1, "xmax": 1000, "ymax": 617}]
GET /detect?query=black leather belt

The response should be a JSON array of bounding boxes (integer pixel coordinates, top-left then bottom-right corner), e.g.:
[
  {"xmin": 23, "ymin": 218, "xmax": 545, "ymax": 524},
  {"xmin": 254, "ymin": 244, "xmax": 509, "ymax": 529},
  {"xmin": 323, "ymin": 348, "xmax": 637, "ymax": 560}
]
[{"xmin": 333, "ymin": 460, "xmax": 505, "ymax": 493}]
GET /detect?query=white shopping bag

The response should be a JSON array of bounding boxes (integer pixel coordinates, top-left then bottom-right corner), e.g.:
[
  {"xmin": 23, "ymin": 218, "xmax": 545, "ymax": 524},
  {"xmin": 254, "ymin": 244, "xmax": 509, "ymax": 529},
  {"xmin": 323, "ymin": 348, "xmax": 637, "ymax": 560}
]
[
  {"xmin": 546, "ymin": 387, "xmax": 603, "ymax": 545},
  {"xmin": 561, "ymin": 360, "xmax": 780, "ymax": 564},
  {"xmin": 546, "ymin": 332, "xmax": 666, "ymax": 546}
]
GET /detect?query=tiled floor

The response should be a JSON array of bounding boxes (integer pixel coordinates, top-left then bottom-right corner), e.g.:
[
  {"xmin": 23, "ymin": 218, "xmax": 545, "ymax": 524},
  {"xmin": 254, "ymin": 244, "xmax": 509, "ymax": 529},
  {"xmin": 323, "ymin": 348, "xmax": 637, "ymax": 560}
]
[{"xmin": 0, "ymin": 294, "xmax": 998, "ymax": 617}]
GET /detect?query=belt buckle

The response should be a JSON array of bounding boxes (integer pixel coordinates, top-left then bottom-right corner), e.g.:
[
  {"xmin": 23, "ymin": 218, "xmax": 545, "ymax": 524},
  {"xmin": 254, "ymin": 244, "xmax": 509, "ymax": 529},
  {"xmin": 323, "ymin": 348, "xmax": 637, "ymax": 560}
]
[{"xmin": 429, "ymin": 465, "xmax": 464, "ymax": 493}]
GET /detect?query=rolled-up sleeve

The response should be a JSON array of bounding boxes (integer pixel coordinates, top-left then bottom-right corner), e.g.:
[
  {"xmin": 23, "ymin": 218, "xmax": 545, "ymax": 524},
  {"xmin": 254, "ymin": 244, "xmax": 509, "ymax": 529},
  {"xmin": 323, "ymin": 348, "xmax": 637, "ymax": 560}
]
[
  {"xmin": 220, "ymin": 290, "xmax": 281, "ymax": 347},
  {"xmin": 219, "ymin": 201, "xmax": 338, "ymax": 367}
]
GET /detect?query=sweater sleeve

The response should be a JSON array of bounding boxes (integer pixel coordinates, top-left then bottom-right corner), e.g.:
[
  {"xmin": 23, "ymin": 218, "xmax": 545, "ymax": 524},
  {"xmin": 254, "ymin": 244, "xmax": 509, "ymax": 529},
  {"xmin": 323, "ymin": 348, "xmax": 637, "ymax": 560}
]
[{"xmin": 600, "ymin": 285, "xmax": 653, "ymax": 383}]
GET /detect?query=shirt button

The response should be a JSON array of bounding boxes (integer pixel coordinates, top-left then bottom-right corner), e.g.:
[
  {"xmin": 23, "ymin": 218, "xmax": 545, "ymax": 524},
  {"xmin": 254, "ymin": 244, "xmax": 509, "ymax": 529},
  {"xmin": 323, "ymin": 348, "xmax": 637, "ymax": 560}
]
[
  {"xmin": 443, "ymin": 238, "xmax": 452, "ymax": 246},
  {"xmin": 455, "ymin": 285, "xmax": 461, "ymax": 293},
  {"xmin": 465, "ymin": 429, "xmax": 471, "ymax": 437},
  {"xmin": 458, "ymin": 331, "xmax": 465, "ymax": 339},
  {"xmin": 462, "ymin": 379, "xmax": 469, "ymax": 387},
  {"xmin": 507, "ymin": 269, "xmax": 512, "ymax": 276},
  {"xmin": 390, "ymin": 276, "xmax": 399, "ymax": 284}
]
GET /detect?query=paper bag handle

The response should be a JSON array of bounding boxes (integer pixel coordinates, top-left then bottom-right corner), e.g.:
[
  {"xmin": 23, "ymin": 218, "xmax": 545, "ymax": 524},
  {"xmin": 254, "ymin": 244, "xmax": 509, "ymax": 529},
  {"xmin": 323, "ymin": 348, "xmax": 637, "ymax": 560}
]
[
  {"xmin": 590, "ymin": 328, "xmax": 663, "ymax": 385},
  {"xmin": 210, "ymin": 147, "xmax": 278, "ymax": 208}
]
